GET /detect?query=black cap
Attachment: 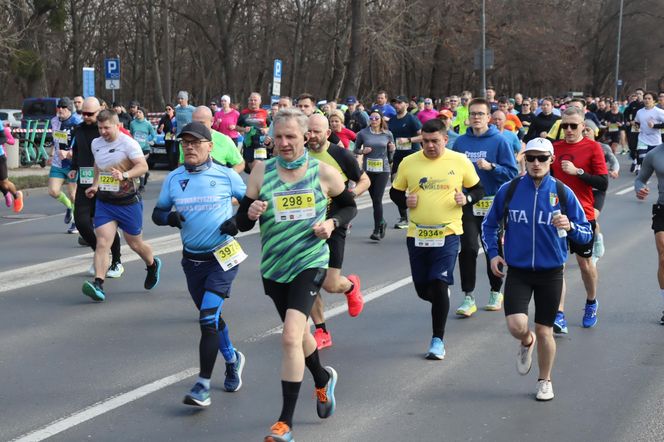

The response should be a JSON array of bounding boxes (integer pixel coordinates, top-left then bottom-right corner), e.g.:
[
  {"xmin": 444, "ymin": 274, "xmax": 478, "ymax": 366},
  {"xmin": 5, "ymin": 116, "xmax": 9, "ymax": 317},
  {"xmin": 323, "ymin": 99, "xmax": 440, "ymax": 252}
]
[
  {"xmin": 395, "ymin": 95, "xmax": 408, "ymax": 103},
  {"xmin": 179, "ymin": 122, "xmax": 211, "ymax": 141}
]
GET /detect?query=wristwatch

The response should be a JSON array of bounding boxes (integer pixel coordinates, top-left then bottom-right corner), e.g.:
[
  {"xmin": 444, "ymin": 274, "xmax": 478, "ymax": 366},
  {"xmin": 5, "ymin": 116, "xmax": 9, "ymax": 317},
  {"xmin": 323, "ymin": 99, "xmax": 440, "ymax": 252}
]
[
  {"xmin": 576, "ymin": 168, "xmax": 585, "ymax": 176},
  {"xmin": 466, "ymin": 195, "xmax": 473, "ymax": 204},
  {"xmin": 122, "ymin": 171, "xmax": 130, "ymax": 180},
  {"xmin": 331, "ymin": 218, "xmax": 340, "ymax": 228},
  {"xmin": 490, "ymin": 163, "xmax": 497, "ymax": 170}
]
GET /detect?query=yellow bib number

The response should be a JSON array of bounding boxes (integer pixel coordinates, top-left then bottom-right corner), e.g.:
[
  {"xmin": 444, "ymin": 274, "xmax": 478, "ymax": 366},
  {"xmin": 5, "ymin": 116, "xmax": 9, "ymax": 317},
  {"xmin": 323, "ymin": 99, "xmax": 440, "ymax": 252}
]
[
  {"xmin": 415, "ymin": 224, "xmax": 446, "ymax": 247},
  {"xmin": 396, "ymin": 140, "xmax": 412, "ymax": 151},
  {"xmin": 473, "ymin": 196, "xmax": 494, "ymax": 217},
  {"xmin": 99, "ymin": 172, "xmax": 120, "ymax": 192},
  {"xmin": 608, "ymin": 123, "xmax": 619, "ymax": 132},
  {"xmin": 254, "ymin": 147, "xmax": 268, "ymax": 159},
  {"xmin": 53, "ymin": 130, "xmax": 69, "ymax": 145},
  {"xmin": 213, "ymin": 238, "xmax": 247, "ymax": 271},
  {"xmin": 366, "ymin": 158, "xmax": 383, "ymax": 172},
  {"xmin": 273, "ymin": 189, "xmax": 316, "ymax": 222}
]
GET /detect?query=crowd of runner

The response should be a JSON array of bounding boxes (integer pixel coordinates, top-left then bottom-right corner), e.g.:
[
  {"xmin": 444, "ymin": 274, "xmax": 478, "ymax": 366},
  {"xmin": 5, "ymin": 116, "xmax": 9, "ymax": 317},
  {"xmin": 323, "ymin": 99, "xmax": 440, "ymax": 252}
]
[{"xmin": 3, "ymin": 85, "xmax": 664, "ymax": 442}]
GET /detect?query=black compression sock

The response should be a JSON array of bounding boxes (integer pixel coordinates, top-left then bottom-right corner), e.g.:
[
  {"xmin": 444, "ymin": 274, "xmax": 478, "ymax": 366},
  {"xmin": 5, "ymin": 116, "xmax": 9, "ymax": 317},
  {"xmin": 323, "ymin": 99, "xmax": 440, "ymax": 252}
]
[
  {"xmin": 314, "ymin": 323, "xmax": 327, "ymax": 333},
  {"xmin": 586, "ymin": 299, "xmax": 597, "ymax": 305},
  {"xmin": 279, "ymin": 380, "xmax": 301, "ymax": 428},
  {"xmin": 305, "ymin": 349, "xmax": 330, "ymax": 389},
  {"xmin": 94, "ymin": 277, "xmax": 104, "ymax": 288}
]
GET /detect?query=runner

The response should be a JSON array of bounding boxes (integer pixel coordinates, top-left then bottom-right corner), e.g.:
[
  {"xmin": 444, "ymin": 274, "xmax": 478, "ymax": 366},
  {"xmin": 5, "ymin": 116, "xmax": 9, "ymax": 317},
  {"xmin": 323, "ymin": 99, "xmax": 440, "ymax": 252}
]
[
  {"xmin": 236, "ymin": 108, "xmax": 355, "ymax": 442},
  {"xmin": 238, "ymin": 92, "xmax": 270, "ymax": 170},
  {"xmin": 523, "ymin": 97, "xmax": 559, "ymax": 143},
  {"xmin": 482, "ymin": 137, "xmax": 592, "ymax": 401},
  {"xmin": 624, "ymin": 89, "xmax": 644, "ymax": 171},
  {"xmin": 81, "ymin": 109, "xmax": 161, "ymax": 302},
  {"xmin": 633, "ymin": 92, "xmax": 664, "ymax": 174},
  {"xmin": 212, "ymin": 95, "xmax": 241, "ymax": 145},
  {"xmin": 69, "ymin": 98, "xmax": 123, "ymax": 278},
  {"xmin": 635, "ymin": 142, "xmax": 664, "ymax": 324},
  {"xmin": 153, "ymin": 122, "xmax": 246, "ymax": 407},
  {"xmin": 370, "ymin": 90, "xmax": 397, "ymax": 120},
  {"xmin": 129, "ymin": 106, "xmax": 156, "ymax": 191},
  {"xmin": 550, "ymin": 107, "xmax": 608, "ymax": 332},
  {"xmin": 306, "ymin": 113, "xmax": 369, "ymax": 350},
  {"xmin": 49, "ymin": 97, "xmax": 82, "ymax": 233},
  {"xmin": 603, "ymin": 101, "xmax": 625, "ymax": 154},
  {"xmin": 175, "ymin": 91, "xmax": 196, "ymax": 135},
  {"xmin": 453, "ymin": 98, "xmax": 518, "ymax": 316},
  {"xmin": 391, "ymin": 118, "xmax": 483, "ymax": 359},
  {"xmin": 354, "ymin": 109, "xmax": 395, "ymax": 240}
]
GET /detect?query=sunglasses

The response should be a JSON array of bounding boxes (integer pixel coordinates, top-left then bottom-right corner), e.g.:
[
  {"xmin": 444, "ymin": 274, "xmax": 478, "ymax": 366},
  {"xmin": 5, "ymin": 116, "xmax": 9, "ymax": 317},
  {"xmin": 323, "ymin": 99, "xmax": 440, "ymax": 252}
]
[
  {"xmin": 560, "ymin": 123, "xmax": 580, "ymax": 130},
  {"xmin": 82, "ymin": 111, "xmax": 97, "ymax": 117},
  {"xmin": 369, "ymin": 116, "xmax": 381, "ymax": 121},
  {"xmin": 57, "ymin": 105, "xmax": 69, "ymax": 109},
  {"xmin": 525, "ymin": 154, "xmax": 551, "ymax": 163}
]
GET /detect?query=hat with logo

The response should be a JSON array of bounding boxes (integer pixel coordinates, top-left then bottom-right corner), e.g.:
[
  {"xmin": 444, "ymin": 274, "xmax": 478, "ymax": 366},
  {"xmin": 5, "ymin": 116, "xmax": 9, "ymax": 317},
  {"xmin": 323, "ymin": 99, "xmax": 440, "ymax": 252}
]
[
  {"xmin": 524, "ymin": 137, "xmax": 554, "ymax": 154},
  {"xmin": 179, "ymin": 122, "xmax": 211, "ymax": 141}
]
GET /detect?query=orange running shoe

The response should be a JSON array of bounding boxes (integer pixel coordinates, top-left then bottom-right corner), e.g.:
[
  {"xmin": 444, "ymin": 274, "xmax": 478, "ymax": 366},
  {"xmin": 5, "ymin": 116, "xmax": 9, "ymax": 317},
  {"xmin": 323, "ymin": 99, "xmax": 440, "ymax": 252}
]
[
  {"xmin": 345, "ymin": 274, "xmax": 364, "ymax": 317},
  {"xmin": 264, "ymin": 421, "xmax": 293, "ymax": 442},
  {"xmin": 13, "ymin": 191, "xmax": 23, "ymax": 213}
]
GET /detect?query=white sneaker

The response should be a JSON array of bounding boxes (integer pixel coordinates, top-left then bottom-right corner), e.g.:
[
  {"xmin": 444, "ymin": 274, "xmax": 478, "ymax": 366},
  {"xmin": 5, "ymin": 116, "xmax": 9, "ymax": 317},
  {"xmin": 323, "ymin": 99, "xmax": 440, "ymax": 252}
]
[
  {"xmin": 536, "ymin": 379, "xmax": 554, "ymax": 401},
  {"xmin": 106, "ymin": 262, "xmax": 124, "ymax": 278},
  {"xmin": 87, "ymin": 263, "xmax": 95, "ymax": 276},
  {"xmin": 516, "ymin": 331, "xmax": 536, "ymax": 375}
]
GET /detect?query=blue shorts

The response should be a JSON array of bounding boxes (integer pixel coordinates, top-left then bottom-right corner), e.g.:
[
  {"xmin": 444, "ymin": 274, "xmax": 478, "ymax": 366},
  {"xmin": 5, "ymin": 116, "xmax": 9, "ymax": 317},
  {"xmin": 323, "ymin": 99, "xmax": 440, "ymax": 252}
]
[
  {"xmin": 406, "ymin": 235, "xmax": 460, "ymax": 285},
  {"xmin": 181, "ymin": 258, "xmax": 239, "ymax": 308},
  {"xmin": 49, "ymin": 165, "xmax": 76, "ymax": 183},
  {"xmin": 94, "ymin": 199, "xmax": 143, "ymax": 235}
]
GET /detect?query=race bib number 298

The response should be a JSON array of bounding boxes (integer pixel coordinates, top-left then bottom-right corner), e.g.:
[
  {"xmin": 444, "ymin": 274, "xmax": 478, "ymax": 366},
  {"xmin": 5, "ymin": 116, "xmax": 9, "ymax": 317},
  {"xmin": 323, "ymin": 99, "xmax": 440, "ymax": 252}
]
[{"xmin": 273, "ymin": 189, "xmax": 316, "ymax": 222}]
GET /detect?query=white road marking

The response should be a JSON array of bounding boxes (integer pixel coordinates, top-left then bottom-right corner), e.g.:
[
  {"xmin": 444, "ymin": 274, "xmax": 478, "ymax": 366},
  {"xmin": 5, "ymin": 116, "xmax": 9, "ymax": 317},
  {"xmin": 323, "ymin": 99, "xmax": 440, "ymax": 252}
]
[
  {"xmin": 1, "ymin": 213, "xmax": 62, "ymax": 226},
  {"xmin": 615, "ymin": 185, "xmax": 634, "ymax": 195}
]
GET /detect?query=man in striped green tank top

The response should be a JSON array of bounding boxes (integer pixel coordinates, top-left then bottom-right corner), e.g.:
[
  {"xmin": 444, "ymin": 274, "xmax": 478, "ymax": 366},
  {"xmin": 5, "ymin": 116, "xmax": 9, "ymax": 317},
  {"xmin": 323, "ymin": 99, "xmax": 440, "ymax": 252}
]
[{"xmin": 236, "ymin": 108, "xmax": 357, "ymax": 442}]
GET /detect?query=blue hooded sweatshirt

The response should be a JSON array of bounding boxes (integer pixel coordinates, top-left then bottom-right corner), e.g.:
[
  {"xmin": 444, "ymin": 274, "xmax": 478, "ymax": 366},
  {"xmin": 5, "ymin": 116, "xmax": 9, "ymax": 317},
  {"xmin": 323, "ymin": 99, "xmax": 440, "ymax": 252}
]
[
  {"xmin": 481, "ymin": 174, "xmax": 593, "ymax": 271},
  {"xmin": 452, "ymin": 124, "xmax": 518, "ymax": 196}
]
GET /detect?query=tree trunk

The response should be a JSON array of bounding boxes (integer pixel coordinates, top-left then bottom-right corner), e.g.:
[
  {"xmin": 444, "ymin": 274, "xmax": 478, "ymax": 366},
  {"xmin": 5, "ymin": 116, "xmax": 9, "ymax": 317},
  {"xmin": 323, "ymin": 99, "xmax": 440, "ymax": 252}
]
[
  {"xmin": 148, "ymin": 1, "xmax": 165, "ymax": 108},
  {"xmin": 162, "ymin": 0, "xmax": 172, "ymax": 102},
  {"xmin": 340, "ymin": 0, "xmax": 365, "ymax": 98}
]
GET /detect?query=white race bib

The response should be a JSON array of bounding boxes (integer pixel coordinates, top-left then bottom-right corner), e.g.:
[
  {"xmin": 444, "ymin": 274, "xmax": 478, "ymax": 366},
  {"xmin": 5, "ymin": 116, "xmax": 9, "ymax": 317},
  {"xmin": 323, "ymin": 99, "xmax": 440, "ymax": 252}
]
[
  {"xmin": 415, "ymin": 224, "xmax": 446, "ymax": 247},
  {"xmin": 396, "ymin": 140, "xmax": 412, "ymax": 150},
  {"xmin": 473, "ymin": 196, "xmax": 494, "ymax": 217},
  {"xmin": 273, "ymin": 189, "xmax": 316, "ymax": 222},
  {"xmin": 213, "ymin": 238, "xmax": 248, "ymax": 271},
  {"xmin": 366, "ymin": 158, "xmax": 384, "ymax": 172},
  {"xmin": 79, "ymin": 167, "xmax": 94, "ymax": 185},
  {"xmin": 254, "ymin": 147, "xmax": 268, "ymax": 159},
  {"xmin": 53, "ymin": 130, "xmax": 69, "ymax": 145},
  {"xmin": 98, "ymin": 172, "xmax": 120, "ymax": 192}
]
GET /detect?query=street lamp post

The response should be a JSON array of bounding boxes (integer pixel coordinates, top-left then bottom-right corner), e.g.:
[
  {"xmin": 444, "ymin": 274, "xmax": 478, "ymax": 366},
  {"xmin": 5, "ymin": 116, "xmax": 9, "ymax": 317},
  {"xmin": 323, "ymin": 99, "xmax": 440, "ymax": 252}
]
[
  {"xmin": 481, "ymin": 0, "xmax": 486, "ymax": 98},
  {"xmin": 614, "ymin": 0, "xmax": 624, "ymax": 101}
]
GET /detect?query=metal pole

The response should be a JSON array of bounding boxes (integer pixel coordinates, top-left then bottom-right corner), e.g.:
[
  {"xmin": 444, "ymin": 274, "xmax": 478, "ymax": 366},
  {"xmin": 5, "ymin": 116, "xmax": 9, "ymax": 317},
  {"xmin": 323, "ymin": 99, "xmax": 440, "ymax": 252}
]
[
  {"xmin": 614, "ymin": 0, "xmax": 624, "ymax": 101},
  {"xmin": 481, "ymin": 0, "xmax": 486, "ymax": 98}
]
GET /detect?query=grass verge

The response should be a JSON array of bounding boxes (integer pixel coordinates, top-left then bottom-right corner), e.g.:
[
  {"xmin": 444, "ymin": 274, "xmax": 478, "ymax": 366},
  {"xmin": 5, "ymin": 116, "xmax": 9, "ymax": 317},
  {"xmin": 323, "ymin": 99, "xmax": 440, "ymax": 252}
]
[{"xmin": 9, "ymin": 175, "xmax": 49, "ymax": 189}]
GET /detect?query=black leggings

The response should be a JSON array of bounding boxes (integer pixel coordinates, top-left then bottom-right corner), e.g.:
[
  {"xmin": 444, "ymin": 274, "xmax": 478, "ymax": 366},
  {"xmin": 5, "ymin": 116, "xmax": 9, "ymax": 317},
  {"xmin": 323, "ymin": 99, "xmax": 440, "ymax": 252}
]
[
  {"xmin": 74, "ymin": 186, "xmax": 122, "ymax": 264},
  {"xmin": 458, "ymin": 205, "xmax": 503, "ymax": 293},
  {"xmin": 414, "ymin": 279, "xmax": 449, "ymax": 339},
  {"xmin": 367, "ymin": 172, "xmax": 390, "ymax": 229}
]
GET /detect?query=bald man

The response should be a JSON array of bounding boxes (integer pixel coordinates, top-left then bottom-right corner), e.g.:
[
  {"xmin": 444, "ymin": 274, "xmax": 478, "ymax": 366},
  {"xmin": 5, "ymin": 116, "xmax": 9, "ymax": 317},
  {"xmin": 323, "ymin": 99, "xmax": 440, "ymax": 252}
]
[
  {"xmin": 306, "ymin": 113, "xmax": 370, "ymax": 349},
  {"xmin": 68, "ymin": 98, "xmax": 124, "ymax": 278},
  {"xmin": 178, "ymin": 106, "xmax": 245, "ymax": 173}
]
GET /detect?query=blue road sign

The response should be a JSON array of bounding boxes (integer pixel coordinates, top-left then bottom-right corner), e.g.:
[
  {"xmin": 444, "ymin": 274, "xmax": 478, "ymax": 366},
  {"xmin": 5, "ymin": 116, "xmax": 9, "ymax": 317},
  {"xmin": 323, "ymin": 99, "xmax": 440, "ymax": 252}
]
[
  {"xmin": 82, "ymin": 67, "xmax": 95, "ymax": 98},
  {"xmin": 273, "ymin": 59, "xmax": 282, "ymax": 81},
  {"xmin": 105, "ymin": 58, "xmax": 121, "ymax": 80}
]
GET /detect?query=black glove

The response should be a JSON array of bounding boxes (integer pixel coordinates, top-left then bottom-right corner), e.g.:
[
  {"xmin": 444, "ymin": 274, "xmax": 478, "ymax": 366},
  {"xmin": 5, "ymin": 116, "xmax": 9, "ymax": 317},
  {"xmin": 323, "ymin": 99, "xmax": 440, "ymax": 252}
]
[
  {"xmin": 167, "ymin": 211, "xmax": 185, "ymax": 229},
  {"xmin": 219, "ymin": 216, "xmax": 238, "ymax": 236}
]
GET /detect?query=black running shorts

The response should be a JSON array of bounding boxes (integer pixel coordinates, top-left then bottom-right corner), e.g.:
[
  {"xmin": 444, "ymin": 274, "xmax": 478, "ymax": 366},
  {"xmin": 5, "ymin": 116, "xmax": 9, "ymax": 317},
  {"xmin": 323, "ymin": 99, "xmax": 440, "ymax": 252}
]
[
  {"xmin": 504, "ymin": 266, "xmax": 564, "ymax": 327},
  {"xmin": 262, "ymin": 268, "xmax": 327, "ymax": 320}
]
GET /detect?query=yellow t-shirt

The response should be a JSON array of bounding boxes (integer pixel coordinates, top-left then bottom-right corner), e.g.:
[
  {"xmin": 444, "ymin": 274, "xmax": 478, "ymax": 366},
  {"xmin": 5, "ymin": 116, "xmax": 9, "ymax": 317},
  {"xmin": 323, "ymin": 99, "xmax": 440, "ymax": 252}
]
[
  {"xmin": 309, "ymin": 148, "xmax": 347, "ymax": 181},
  {"xmin": 392, "ymin": 149, "xmax": 480, "ymax": 237}
]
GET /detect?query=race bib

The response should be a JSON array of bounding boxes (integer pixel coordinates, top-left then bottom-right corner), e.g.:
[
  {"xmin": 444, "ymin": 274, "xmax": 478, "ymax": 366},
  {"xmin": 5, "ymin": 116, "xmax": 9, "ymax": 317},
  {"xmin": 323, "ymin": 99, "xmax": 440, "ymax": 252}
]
[
  {"xmin": 273, "ymin": 189, "xmax": 316, "ymax": 222},
  {"xmin": 366, "ymin": 158, "xmax": 383, "ymax": 172},
  {"xmin": 134, "ymin": 132, "xmax": 148, "ymax": 143},
  {"xmin": 53, "ymin": 130, "xmax": 69, "ymax": 145},
  {"xmin": 415, "ymin": 224, "xmax": 446, "ymax": 247},
  {"xmin": 254, "ymin": 147, "xmax": 268, "ymax": 159},
  {"xmin": 79, "ymin": 167, "xmax": 94, "ymax": 185},
  {"xmin": 608, "ymin": 123, "xmax": 619, "ymax": 132},
  {"xmin": 632, "ymin": 124, "xmax": 640, "ymax": 133},
  {"xmin": 473, "ymin": 196, "xmax": 494, "ymax": 217},
  {"xmin": 213, "ymin": 237, "xmax": 248, "ymax": 271},
  {"xmin": 396, "ymin": 140, "xmax": 412, "ymax": 150},
  {"xmin": 99, "ymin": 172, "xmax": 120, "ymax": 192}
]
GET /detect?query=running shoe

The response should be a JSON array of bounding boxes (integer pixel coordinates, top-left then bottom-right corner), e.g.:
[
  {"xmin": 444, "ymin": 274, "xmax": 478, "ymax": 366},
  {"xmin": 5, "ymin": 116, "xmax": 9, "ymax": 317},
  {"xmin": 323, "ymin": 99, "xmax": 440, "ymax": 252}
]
[
  {"xmin": 264, "ymin": 421, "xmax": 293, "ymax": 442},
  {"xmin": 517, "ymin": 331, "xmax": 536, "ymax": 375},
  {"xmin": 67, "ymin": 222, "xmax": 78, "ymax": 234},
  {"xmin": 183, "ymin": 382, "xmax": 211, "ymax": 407},
  {"xmin": 5, "ymin": 191, "xmax": 13, "ymax": 207},
  {"xmin": 536, "ymin": 379, "xmax": 554, "ymax": 401},
  {"xmin": 13, "ymin": 191, "xmax": 23, "ymax": 213},
  {"xmin": 630, "ymin": 161, "xmax": 636, "ymax": 172},
  {"xmin": 635, "ymin": 164, "xmax": 641, "ymax": 174},
  {"xmin": 425, "ymin": 337, "xmax": 445, "ymax": 360},
  {"xmin": 64, "ymin": 208, "xmax": 73, "ymax": 224},
  {"xmin": 314, "ymin": 328, "xmax": 333, "ymax": 350},
  {"xmin": 582, "ymin": 301, "xmax": 598, "ymax": 328},
  {"xmin": 144, "ymin": 257, "xmax": 162, "ymax": 289},
  {"xmin": 553, "ymin": 311, "xmax": 568, "ymax": 334},
  {"xmin": 456, "ymin": 296, "xmax": 477, "ymax": 317},
  {"xmin": 394, "ymin": 217, "xmax": 408, "ymax": 229},
  {"xmin": 106, "ymin": 262, "xmax": 124, "ymax": 279},
  {"xmin": 82, "ymin": 280, "xmax": 105, "ymax": 302},
  {"xmin": 484, "ymin": 291, "xmax": 504, "ymax": 311},
  {"xmin": 315, "ymin": 366, "xmax": 337, "ymax": 418},
  {"xmin": 345, "ymin": 274, "xmax": 364, "ymax": 317},
  {"xmin": 379, "ymin": 219, "xmax": 387, "ymax": 238},
  {"xmin": 660, "ymin": 311, "xmax": 664, "ymax": 325},
  {"xmin": 224, "ymin": 350, "xmax": 245, "ymax": 392},
  {"xmin": 592, "ymin": 233, "xmax": 605, "ymax": 259},
  {"xmin": 369, "ymin": 228, "xmax": 381, "ymax": 241}
]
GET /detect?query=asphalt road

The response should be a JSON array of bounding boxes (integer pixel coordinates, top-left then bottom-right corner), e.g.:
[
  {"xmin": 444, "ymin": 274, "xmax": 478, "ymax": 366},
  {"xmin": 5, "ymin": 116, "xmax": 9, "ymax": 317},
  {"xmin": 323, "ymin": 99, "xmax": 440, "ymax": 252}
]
[{"xmin": 1, "ymin": 156, "xmax": 662, "ymax": 442}]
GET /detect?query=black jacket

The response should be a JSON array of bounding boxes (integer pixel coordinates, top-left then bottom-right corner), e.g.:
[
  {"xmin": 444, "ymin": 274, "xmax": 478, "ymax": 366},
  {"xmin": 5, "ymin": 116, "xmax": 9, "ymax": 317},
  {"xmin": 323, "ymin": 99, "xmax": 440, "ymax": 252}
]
[{"xmin": 70, "ymin": 122, "xmax": 100, "ymax": 181}]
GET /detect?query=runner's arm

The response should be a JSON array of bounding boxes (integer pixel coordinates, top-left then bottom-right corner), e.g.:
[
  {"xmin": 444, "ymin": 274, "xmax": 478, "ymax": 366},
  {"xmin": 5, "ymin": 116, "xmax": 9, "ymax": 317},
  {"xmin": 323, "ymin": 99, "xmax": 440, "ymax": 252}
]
[
  {"xmin": 577, "ymin": 173, "xmax": 608, "ymax": 191},
  {"xmin": 635, "ymin": 153, "xmax": 655, "ymax": 192},
  {"xmin": 320, "ymin": 161, "xmax": 357, "ymax": 226},
  {"xmin": 464, "ymin": 181, "xmax": 485, "ymax": 204},
  {"xmin": 236, "ymin": 160, "xmax": 264, "ymax": 231}
]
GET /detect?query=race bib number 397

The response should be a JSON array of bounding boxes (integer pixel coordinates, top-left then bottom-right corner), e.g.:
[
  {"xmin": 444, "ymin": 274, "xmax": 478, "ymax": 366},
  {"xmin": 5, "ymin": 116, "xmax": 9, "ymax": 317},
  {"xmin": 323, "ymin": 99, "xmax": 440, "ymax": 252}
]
[
  {"xmin": 213, "ymin": 238, "xmax": 248, "ymax": 271},
  {"xmin": 273, "ymin": 189, "xmax": 316, "ymax": 222}
]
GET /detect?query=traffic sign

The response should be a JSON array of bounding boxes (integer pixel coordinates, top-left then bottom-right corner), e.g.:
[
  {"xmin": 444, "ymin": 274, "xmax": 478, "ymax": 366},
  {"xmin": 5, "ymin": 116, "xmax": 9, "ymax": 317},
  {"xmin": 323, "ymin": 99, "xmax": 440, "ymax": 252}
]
[
  {"xmin": 105, "ymin": 58, "xmax": 121, "ymax": 80},
  {"xmin": 273, "ymin": 59, "xmax": 282, "ymax": 80},
  {"xmin": 82, "ymin": 67, "xmax": 95, "ymax": 98},
  {"xmin": 105, "ymin": 80, "xmax": 120, "ymax": 90}
]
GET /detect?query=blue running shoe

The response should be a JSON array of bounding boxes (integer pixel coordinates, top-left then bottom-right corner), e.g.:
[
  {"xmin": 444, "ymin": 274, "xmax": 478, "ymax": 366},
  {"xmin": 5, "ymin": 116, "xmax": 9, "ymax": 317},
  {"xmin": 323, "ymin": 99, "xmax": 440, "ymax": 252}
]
[
  {"xmin": 553, "ymin": 311, "xmax": 568, "ymax": 334},
  {"xmin": 144, "ymin": 257, "xmax": 162, "ymax": 290},
  {"xmin": 425, "ymin": 337, "xmax": 445, "ymax": 360},
  {"xmin": 583, "ymin": 301, "xmax": 598, "ymax": 328},
  {"xmin": 224, "ymin": 350, "xmax": 245, "ymax": 392},
  {"xmin": 64, "ymin": 208, "xmax": 73, "ymax": 224},
  {"xmin": 316, "ymin": 366, "xmax": 337, "ymax": 419},
  {"xmin": 82, "ymin": 280, "xmax": 105, "ymax": 302},
  {"xmin": 264, "ymin": 421, "xmax": 293, "ymax": 442},
  {"xmin": 183, "ymin": 382, "xmax": 210, "ymax": 407}
]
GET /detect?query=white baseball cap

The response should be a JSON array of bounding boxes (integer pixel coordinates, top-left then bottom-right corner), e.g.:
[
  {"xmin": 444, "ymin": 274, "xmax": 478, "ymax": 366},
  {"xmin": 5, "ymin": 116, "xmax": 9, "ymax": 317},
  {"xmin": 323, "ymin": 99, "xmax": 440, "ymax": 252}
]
[{"xmin": 524, "ymin": 137, "xmax": 554, "ymax": 154}]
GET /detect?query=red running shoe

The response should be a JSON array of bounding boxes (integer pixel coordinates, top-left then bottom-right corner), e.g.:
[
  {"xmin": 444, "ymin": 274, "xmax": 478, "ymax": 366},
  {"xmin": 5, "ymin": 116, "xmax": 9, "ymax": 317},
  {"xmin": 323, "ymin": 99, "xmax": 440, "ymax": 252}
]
[
  {"xmin": 345, "ymin": 274, "xmax": 364, "ymax": 317},
  {"xmin": 314, "ymin": 327, "xmax": 333, "ymax": 350}
]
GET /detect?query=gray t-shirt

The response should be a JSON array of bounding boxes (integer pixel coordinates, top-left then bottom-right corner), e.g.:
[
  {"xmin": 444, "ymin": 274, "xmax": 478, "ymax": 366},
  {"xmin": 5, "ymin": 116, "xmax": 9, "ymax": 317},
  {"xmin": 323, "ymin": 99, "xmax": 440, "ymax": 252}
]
[
  {"xmin": 353, "ymin": 127, "xmax": 394, "ymax": 173},
  {"xmin": 635, "ymin": 144, "xmax": 664, "ymax": 204}
]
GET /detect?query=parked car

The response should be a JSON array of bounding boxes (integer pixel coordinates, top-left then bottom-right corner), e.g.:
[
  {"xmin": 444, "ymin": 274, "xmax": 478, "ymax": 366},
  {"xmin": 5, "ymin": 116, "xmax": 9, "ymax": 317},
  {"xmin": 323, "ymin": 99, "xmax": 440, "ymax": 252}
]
[
  {"xmin": 0, "ymin": 109, "xmax": 22, "ymax": 128},
  {"xmin": 21, "ymin": 97, "xmax": 58, "ymax": 129}
]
